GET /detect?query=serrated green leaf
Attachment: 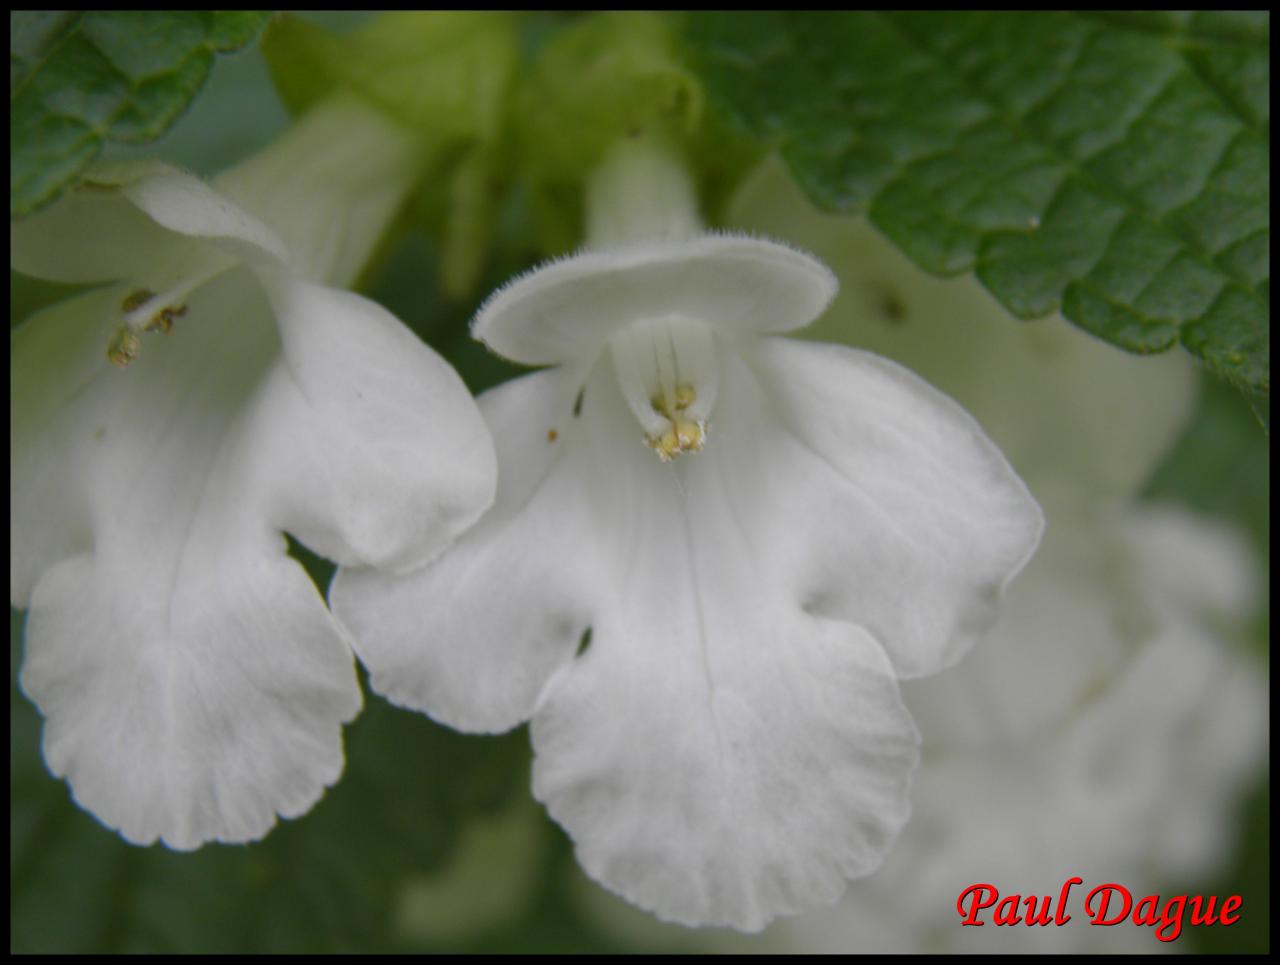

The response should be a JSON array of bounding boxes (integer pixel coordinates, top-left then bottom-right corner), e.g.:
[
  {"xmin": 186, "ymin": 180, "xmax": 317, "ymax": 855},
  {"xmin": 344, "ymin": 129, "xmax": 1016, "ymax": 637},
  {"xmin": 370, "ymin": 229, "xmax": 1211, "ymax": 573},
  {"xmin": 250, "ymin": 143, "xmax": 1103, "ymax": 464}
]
[
  {"xmin": 10, "ymin": 10, "xmax": 275, "ymax": 218},
  {"xmin": 685, "ymin": 11, "xmax": 1270, "ymax": 398}
]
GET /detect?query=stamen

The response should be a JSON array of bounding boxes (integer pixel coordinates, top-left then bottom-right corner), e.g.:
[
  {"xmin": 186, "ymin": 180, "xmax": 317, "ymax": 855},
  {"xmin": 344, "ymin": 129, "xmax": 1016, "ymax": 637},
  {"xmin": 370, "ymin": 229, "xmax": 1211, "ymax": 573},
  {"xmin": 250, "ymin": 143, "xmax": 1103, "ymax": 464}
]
[
  {"xmin": 610, "ymin": 317, "xmax": 718, "ymax": 461},
  {"xmin": 144, "ymin": 303, "xmax": 188, "ymax": 334},
  {"xmin": 106, "ymin": 262, "xmax": 227, "ymax": 367},
  {"xmin": 107, "ymin": 327, "xmax": 142, "ymax": 368},
  {"xmin": 121, "ymin": 289, "xmax": 155, "ymax": 313}
]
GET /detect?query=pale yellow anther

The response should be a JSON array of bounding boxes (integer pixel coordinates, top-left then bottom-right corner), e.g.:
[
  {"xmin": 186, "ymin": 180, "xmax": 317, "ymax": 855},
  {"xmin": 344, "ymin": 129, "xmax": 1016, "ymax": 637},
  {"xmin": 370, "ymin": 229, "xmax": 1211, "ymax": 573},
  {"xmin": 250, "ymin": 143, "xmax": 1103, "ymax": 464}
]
[
  {"xmin": 645, "ymin": 416, "xmax": 706, "ymax": 462},
  {"xmin": 674, "ymin": 417, "xmax": 703, "ymax": 450},
  {"xmin": 107, "ymin": 327, "xmax": 142, "ymax": 368},
  {"xmin": 610, "ymin": 318, "xmax": 717, "ymax": 463},
  {"xmin": 651, "ymin": 430, "xmax": 680, "ymax": 461}
]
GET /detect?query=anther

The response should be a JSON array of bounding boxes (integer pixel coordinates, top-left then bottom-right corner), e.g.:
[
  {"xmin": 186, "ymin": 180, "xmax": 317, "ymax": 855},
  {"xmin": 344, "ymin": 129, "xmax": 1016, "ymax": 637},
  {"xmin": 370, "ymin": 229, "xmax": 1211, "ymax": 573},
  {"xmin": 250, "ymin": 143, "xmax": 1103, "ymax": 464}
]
[
  {"xmin": 144, "ymin": 303, "xmax": 187, "ymax": 334},
  {"xmin": 107, "ymin": 327, "xmax": 142, "ymax": 368},
  {"xmin": 121, "ymin": 289, "xmax": 155, "ymax": 313}
]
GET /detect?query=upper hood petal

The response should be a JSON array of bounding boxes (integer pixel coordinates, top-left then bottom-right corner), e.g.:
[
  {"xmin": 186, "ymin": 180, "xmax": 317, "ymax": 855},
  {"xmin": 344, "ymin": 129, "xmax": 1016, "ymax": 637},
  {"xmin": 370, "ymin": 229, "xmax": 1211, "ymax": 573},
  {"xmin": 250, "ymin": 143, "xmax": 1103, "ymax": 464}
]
[{"xmin": 472, "ymin": 233, "xmax": 836, "ymax": 367}]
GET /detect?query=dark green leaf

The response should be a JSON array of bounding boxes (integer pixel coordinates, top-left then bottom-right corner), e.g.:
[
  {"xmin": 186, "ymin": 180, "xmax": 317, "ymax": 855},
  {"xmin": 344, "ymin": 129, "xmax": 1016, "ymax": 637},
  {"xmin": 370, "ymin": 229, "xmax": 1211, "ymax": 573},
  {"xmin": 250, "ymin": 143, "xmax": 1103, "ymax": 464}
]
[
  {"xmin": 685, "ymin": 11, "xmax": 1269, "ymax": 399},
  {"xmin": 10, "ymin": 11, "xmax": 276, "ymax": 218}
]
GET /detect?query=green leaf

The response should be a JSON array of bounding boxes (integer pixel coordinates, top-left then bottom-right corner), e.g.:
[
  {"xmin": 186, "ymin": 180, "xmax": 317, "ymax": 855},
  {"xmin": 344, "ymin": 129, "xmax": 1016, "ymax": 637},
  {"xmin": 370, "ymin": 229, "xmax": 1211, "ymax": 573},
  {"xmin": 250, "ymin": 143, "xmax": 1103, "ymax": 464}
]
[
  {"xmin": 685, "ymin": 11, "xmax": 1270, "ymax": 399},
  {"xmin": 10, "ymin": 11, "xmax": 275, "ymax": 218}
]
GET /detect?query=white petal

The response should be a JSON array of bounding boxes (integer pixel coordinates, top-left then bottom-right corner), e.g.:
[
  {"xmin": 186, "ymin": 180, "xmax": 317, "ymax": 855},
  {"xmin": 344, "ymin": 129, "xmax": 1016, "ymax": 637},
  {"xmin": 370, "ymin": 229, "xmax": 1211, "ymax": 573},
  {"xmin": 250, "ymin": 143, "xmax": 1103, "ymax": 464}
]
[
  {"xmin": 472, "ymin": 234, "xmax": 836, "ymax": 366},
  {"xmin": 10, "ymin": 286, "xmax": 120, "ymax": 605},
  {"xmin": 12, "ymin": 269, "xmax": 360, "ymax": 848},
  {"xmin": 11, "ymin": 164, "xmax": 287, "ymax": 287},
  {"xmin": 331, "ymin": 367, "xmax": 600, "ymax": 731},
  {"xmin": 733, "ymin": 337, "xmax": 1044, "ymax": 678},
  {"xmin": 535, "ymin": 613, "xmax": 916, "ymax": 933},
  {"xmin": 250, "ymin": 274, "xmax": 496, "ymax": 574},
  {"xmin": 22, "ymin": 552, "xmax": 360, "ymax": 850},
  {"xmin": 901, "ymin": 490, "xmax": 1138, "ymax": 749}
]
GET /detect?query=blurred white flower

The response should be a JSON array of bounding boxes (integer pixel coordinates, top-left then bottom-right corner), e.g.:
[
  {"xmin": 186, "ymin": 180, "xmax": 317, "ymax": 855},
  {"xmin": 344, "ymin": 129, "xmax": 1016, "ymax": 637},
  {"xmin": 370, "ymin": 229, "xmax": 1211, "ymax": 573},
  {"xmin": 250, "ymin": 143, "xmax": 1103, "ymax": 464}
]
[
  {"xmin": 759, "ymin": 493, "xmax": 1266, "ymax": 954},
  {"xmin": 332, "ymin": 138, "xmax": 1043, "ymax": 931},
  {"xmin": 9, "ymin": 96, "xmax": 497, "ymax": 849}
]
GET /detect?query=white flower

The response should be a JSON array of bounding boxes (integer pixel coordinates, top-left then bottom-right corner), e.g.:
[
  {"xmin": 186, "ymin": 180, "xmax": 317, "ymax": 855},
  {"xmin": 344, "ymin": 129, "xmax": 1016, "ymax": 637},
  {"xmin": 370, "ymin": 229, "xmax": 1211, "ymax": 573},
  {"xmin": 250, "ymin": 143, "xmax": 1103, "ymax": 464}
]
[
  {"xmin": 644, "ymin": 171, "xmax": 1264, "ymax": 952},
  {"xmin": 9, "ymin": 97, "xmax": 497, "ymax": 849},
  {"xmin": 331, "ymin": 138, "xmax": 1043, "ymax": 931}
]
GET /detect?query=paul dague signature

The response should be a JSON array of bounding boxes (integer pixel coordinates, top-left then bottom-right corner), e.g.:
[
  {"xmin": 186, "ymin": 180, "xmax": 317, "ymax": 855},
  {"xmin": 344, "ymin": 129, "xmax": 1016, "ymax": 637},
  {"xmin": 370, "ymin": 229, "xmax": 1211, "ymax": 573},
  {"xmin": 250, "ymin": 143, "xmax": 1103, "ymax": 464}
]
[{"xmin": 956, "ymin": 878, "xmax": 1243, "ymax": 943}]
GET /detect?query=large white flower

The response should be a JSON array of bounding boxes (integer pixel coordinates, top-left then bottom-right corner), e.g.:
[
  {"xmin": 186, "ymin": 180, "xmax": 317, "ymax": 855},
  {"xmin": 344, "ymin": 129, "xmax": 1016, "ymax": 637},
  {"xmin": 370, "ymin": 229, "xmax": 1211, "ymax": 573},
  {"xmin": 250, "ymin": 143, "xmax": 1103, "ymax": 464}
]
[
  {"xmin": 684, "ymin": 169, "xmax": 1263, "ymax": 952},
  {"xmin": 9, "ymin": 96, "xmax": 497, "ymax": 849},
  {"xmin": 332, "ymin": 139, "xmax": 1043, "ymax": 931},
  {"xmin": 573, "ymin": 165, "xmax": 1265, "ymax": 953}
]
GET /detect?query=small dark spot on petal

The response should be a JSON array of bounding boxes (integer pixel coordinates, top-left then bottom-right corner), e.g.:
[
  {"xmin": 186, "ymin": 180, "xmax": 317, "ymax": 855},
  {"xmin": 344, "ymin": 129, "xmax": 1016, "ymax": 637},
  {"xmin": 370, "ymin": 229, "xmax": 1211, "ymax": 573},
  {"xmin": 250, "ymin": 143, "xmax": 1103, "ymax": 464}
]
[
  {"xmin": 575, "ymin": 627, "xmax": 593, "ymax": 658},
  {"xmin": 547, "ymin": 428, "xmax": 558, "ymax": 442},
  {"xmin": 572, "ymin": 387, "xmax": 585, "ymax": 417}
]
